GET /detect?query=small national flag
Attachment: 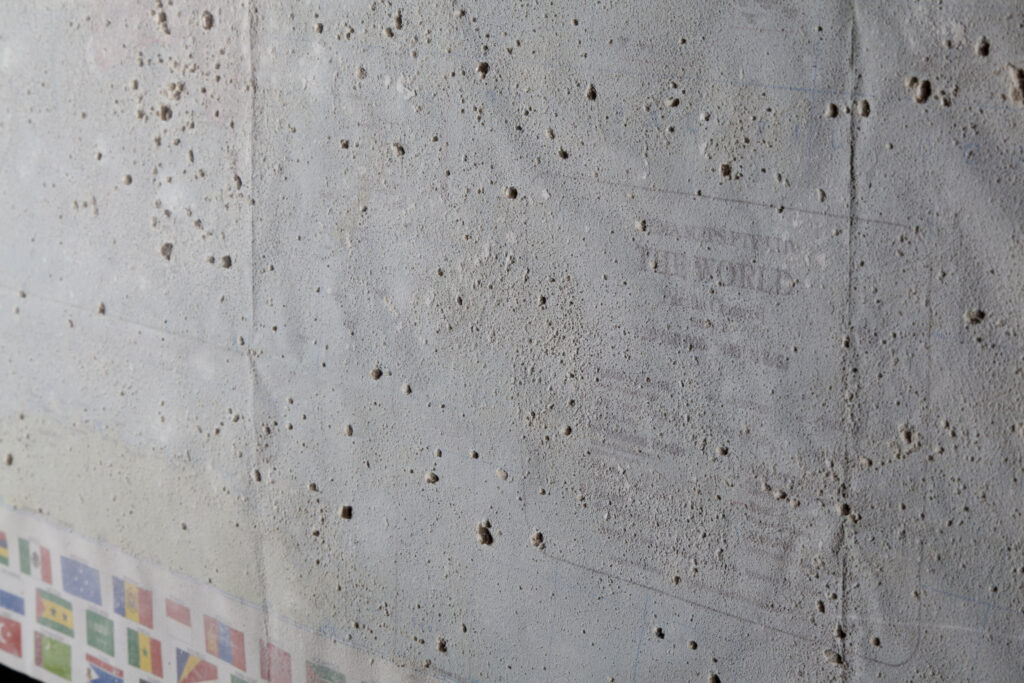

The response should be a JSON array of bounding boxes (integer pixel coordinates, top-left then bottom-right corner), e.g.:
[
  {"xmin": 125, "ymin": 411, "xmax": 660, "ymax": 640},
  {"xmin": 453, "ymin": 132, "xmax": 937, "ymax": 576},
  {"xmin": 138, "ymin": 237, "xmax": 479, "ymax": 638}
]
[
  {"xmin": 166, "ymin": 598, "xmax": 191, "ymax": 627},
  {"xmin": 165, "ymin": 598, "xmax": 192, "ymax": 643},
  {"xmin": 0, "ymin": 589, "xmax": 24, "ymax": 615},
  {"xmin": 37, "ymin": 588, "xmax": 74, "ymax": 637},
  {"xmin": 259, "ymin": 640, "xmax": 291, "ymax": 683},
  {"xmin": 0, "ymin": 532, "xmax": 8, "ymax": 566},
  {"xmin": 127, "ymin": 627, "xmax": 163, "ymax": 677},
  {"xmin": 19, "ymin": 538, "xmax": 52, "ymax": 584},
  {"xmin": 87, "ymin": 610, "xmax": 115, "ymax": 657},
  {"xmin": 62, "ymin": 556, "xmax": 102, "ymax": 605},
  {"xmin": 177, "ymin": 648, "xmax": 218, "ymax": 683},
  {"xmin": 34, "ymin": 631, "xmax": 71, "ymax": 680},
  {"xmin": 86, "ymin": 653, "xmax": 124, "ymax": 683},
  {"xmin": 306, "ymin": 661, "xmax": 346, "ymax": 683},
  {"xmin": 113, "ymin": 577, "xmax": 153, "ymax": 628},
  {"xmin": 0, "ymin": 614, "xmax": 22, "ymax": 657},
  {"xmin": 204, "ymin": 615, "xmax": 246, "ymax": 670}
]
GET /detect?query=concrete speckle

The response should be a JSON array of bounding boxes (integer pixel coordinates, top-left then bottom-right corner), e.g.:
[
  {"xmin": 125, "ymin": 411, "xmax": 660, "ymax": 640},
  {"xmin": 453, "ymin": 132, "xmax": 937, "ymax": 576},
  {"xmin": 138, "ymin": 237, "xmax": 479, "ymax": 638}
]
[{"xmin": 1007, "ymin": 64, "xmax": 1024, "ymax": 106}]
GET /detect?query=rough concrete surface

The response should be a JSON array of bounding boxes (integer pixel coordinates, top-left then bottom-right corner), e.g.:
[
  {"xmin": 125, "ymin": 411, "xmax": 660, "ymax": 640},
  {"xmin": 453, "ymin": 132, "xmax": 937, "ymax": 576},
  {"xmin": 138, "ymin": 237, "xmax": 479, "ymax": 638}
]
[{"xmin": 2, "ymin": 0, "xmax": 1024, "ymax": 680}]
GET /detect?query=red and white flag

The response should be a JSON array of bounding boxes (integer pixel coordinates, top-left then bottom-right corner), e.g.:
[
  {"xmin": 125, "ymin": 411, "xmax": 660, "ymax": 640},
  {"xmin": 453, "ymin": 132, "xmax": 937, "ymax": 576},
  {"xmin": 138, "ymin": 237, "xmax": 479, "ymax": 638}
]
[{"xmin": 0, "ymin": 614, "xmax": 21, "ymax": 657}]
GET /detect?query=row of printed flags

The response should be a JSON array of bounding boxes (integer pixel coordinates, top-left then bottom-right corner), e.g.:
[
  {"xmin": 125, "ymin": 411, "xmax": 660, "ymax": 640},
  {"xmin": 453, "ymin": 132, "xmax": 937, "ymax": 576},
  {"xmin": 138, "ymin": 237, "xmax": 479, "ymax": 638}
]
[{"xmin": 0, "ymin": 532, "xmax": 350, "ymax": 683}]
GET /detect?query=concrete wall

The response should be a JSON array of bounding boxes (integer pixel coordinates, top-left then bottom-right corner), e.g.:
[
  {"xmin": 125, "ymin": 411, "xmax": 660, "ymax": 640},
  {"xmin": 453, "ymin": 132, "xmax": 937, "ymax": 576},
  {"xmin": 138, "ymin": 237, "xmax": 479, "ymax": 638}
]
[{"xmin": 2, "ymin": 1, "xmax": 1023, "ymax": 680}]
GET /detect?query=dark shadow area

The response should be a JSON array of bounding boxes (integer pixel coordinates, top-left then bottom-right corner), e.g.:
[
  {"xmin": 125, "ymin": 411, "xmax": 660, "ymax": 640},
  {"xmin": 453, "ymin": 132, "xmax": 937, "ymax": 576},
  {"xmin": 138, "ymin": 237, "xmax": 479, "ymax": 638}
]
[{"xmin": 0, "ymin": 663, "xmax": 37, "ymax": 682}]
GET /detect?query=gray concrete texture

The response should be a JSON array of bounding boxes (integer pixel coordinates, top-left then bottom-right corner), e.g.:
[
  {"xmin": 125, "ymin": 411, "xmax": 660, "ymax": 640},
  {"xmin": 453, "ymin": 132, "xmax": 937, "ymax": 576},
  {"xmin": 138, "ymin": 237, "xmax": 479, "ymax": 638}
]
[{"xmin": 2, "ymin": 0, "xmax": 1024, "ymax": 680}]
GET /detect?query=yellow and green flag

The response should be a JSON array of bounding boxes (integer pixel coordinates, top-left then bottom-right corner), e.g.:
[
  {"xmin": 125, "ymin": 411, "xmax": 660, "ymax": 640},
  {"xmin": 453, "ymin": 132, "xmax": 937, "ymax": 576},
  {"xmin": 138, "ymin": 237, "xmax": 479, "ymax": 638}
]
[
  {"xmin": 127, "ymin": 627, "xmax": 163, "ymax": 677},
  {"xmin": 36, "ymin": 588, "xmax": 73, "ymax": 637}
]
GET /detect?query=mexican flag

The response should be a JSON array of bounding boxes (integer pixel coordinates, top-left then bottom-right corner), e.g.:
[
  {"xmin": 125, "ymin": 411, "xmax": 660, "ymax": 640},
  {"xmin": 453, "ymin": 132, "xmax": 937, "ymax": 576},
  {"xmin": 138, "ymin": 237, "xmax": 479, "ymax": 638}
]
[{"xmin": 18, "ymin": 539, "xmax": 52, "ymax": 584}]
